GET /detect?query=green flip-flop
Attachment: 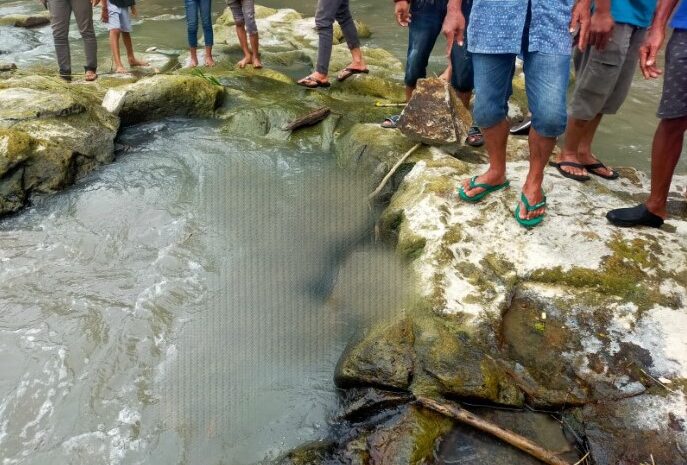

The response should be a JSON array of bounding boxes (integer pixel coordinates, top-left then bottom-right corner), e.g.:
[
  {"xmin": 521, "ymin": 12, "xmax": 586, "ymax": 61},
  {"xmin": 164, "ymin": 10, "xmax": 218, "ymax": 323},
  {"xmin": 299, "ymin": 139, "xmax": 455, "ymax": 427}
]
[
  {"xmin": 514, "ymin": 191, "xmax": 547, "ymax": 229},
  {"xmin": 458, "ymin": 176, "xmax": 510, "ymax": 203}
]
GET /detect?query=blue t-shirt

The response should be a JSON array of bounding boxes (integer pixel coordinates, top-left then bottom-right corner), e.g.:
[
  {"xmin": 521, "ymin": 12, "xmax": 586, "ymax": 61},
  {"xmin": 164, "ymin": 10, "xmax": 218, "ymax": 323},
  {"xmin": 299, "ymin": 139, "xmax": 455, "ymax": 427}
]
[
  {"xmin": 611, "ymin": 0, "xmax": 657, "ymax": 28},
  {"xmin": 672, "ymin": 0, "xmax": 687, "ymax": 29}
]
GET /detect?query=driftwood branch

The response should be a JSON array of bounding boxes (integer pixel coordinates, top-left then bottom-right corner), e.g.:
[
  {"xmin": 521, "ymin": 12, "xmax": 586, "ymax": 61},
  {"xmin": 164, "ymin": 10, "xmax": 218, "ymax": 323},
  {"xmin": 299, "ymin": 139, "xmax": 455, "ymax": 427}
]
[
  {"xmin": 417, "ymin": 397, "xmax": 572, "ymax": 465},
  {"xmin": 283, "ymin": 106, "xmax": 331, "ymax": 131},
  {"xmin": 368, "ymin": 143, "xmax": 422, "ymax": 201}
]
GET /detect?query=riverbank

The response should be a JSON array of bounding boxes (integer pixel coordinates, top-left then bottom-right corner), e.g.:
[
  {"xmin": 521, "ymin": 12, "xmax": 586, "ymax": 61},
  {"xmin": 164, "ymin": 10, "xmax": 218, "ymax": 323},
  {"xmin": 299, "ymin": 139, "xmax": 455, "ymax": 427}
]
[{"xmin": 1, "ymin": 5, "xmax": 686, "ymax": 465}]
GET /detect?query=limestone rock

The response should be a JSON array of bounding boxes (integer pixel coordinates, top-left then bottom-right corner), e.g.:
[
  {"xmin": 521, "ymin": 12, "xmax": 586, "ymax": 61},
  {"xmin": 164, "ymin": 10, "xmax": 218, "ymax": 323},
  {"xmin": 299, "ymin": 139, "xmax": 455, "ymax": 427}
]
[
  {"xmin": 398, "ymin": 78, "xmax": 471, "ymax": 146},
  {"xmin": 102, "ymin": 89, "xmax": 128, "ymax": 115},
  {"xmin": 0, "ymin": 128, "xmax": 33, "ymax": 175},
  {"xmin": 334, "ymin": 318, "xmax": 414, "ymax": 390},
  {"xmin": 118, "ymin": 74, "xmax": 223, "ymax": 125},
  {"xmin": 0, "ymin": 63, "xmax": 17, "ymax": 72},
  {"xmin": 0, "ymin": 13, "xmax": 50, "ymax": 28},
  {"xmin": 0, "ymin": 87, "xmax": 85, "ymax": 123}
]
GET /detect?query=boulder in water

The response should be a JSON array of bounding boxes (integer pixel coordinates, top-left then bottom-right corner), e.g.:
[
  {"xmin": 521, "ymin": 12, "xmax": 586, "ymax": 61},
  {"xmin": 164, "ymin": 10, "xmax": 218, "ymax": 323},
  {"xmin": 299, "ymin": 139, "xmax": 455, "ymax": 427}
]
[
  {"xmin": 398, "ymin": 78, "xmax": 471, "ymax": 146},
  {"xmin": 0, "ymin": 13, "xmax": 51, "ymax": 28},
  {"xmin": 0, "ymin": 63, "xmax": 17, "ymax": 72}
]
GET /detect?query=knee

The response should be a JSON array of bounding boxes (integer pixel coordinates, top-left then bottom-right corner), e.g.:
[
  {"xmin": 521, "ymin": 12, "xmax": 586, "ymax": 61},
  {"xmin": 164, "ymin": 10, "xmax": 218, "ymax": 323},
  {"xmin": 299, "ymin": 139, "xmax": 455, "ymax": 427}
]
[
  {"xmin": 315, "ymin": 15, "xmax": 334, "ymax": 31},
  {"xmin": 473, "ymin": 94, "xmax": 508, "ymax": 129},
  {"xmin": 531, "ymin": 106, "xmax": 567, "ymax": 137}
]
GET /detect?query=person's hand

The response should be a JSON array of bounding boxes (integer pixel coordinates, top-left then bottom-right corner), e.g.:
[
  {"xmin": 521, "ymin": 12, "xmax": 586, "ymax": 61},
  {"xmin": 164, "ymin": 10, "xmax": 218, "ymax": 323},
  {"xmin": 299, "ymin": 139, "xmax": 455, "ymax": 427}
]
[
  {"xmin": 101, "ymin": 4, "xmax": 108, "ymax": 22},
  {"xmin": 570, "ymin": 0, "xmax": 591, "ymax": 51},
  {"xmin": 395, "ymin": 1, "xmax": 411, "ymax": 27},
  {"xmin": 442, "ymin": 4, "xmax": 465, "ymax": 56},
  {"xmin": 589, "ymin": 8, "xmax": 615, "ymax": 50},
  {"xmin": 639, "ymin": 27, "xmax": 666, "ymax": 79},
  {"xmin": 131, "ymin": 4, "xmax": 138, "ymax": 16}
]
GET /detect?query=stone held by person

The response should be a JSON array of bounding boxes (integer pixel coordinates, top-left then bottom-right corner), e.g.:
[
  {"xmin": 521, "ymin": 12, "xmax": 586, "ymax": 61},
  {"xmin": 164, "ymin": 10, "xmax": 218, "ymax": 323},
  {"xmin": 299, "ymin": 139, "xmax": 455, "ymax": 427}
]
[{"xmin": 397, "ymin": 78, "xmax": 471, "ymax": 146}]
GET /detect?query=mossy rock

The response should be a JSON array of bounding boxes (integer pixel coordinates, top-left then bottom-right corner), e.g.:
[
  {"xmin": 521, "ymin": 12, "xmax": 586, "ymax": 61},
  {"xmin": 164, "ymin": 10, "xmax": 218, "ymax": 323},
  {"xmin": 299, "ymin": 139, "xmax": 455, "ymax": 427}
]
[
  {"xmin": 0, "ymin": 87, "xmax": 86, "ymax": 124},
  {"xmin": 333, "ymin": 19, "xmax": 372, "ymax": 44},
  {"xmin": 0, "ymin": 128, "xmax": 33, "ymax": 175},
  {"xmin": 119, "ymin": 74, "xmax": 223, "ymax": 125},
  {"xmin": 333, "ymin": 123, "xmax": 415, "ymax": 176},
  {"xmin": 272, "ymin": 441, "xmax": 335, "ymax": 465},
  {"xmin": 334, "ymin": 74, "xmax": 405, "ymax": 101},
  {"xmin": 412, "ymin": 315, "xmax": 525, "ymax": 406},
  {"xmin": 0, "ymin": 13, "xmax": 50, "ymax": 28},
  {"xmin": 335, "ymin": 318, "xmax": 415, "ymax": 390},
  {"xmin": 366, "ymin": 404, "xmax": 453, "ymax": 465}
]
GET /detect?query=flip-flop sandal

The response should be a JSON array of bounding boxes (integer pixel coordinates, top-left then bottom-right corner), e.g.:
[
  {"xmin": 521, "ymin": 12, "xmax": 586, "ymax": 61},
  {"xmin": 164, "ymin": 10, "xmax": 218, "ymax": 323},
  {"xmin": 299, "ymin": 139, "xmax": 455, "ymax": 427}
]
[
  {"xmin": 548, "ymin": 161, "xmax": 591, "ymax": 182},
  {"xmin": 465, "ymin": 126, "xmax": 484, "ymax": 147},
  {"xmin": 381, "ymin": 115, "xmax": 400, "ymax": 129},
  {"xmin": 84, "ymin": 72, "xmax": 98, "ymax": 82},
  {"xmin": 458, "ymin": 176, "xmax": 510, "ymax": 203},
  {"xmin": 584, "ymin": 162, "xmax": 619, "ymax": 180},
  {"xmin": 337, "ymin": 67, "xmax": 369, "ymax": 82},
  {"xmin": 297, "ymin": 75, "xmax": 331, "ymax": 89},
  {"xmin": 514, "ymin": 190, "xmax": 547, "ymax": 229},
  {"xmin": 510, "ymin": 118, "xmax": 531, "ymax": 135}
]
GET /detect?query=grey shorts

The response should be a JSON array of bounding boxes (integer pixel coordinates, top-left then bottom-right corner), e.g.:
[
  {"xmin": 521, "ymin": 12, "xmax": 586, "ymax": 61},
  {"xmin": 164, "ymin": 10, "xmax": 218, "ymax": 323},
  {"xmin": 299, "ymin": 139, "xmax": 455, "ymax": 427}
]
[
  {"xmin": 657, "ymin": 29, "xmax": 687, "ymax": 119},
  {"xmin": 227, "ymin": 0, "xmax": 257, "ymax": 35},
  {"xmin": 569, "ymin": 23, "xmax": 646, "ymax": 120},
  {"xmin": 106, "ymin": 0, "xmax": 132, "ymax": 32}
]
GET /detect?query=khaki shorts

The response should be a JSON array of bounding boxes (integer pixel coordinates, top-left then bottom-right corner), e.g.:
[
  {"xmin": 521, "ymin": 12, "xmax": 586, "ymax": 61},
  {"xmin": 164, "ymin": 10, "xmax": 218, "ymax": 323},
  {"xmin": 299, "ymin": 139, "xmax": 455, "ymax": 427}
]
[
  {"xmin": 657, "ymin": 29, "xmax": 687, "ymax": 119},
  {"xmin": 569, "ymin": 23, "xmax": 646, "ymax": 120}
]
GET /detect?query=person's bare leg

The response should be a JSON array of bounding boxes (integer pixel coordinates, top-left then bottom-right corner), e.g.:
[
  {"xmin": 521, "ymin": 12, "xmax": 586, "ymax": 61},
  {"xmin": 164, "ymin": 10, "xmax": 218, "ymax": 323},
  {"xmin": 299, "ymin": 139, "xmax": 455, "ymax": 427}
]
[
  {"xmin": 189, "ymin": 47, "xmax": 199, "ymax": 67},
  {"xmin": 645, "ymin": 117, "xmax": 687, "ymax": 218},
  {"xmin": 235, "ymin": 24, "xmax": 252, "ymax": 68},
  {"xmin": 122, "ymin": 32, "xmax": 148, "ymax": 67},
  {"xmin": 109, "ymin": 30, "xmax": 126, "ymax": 73},
  {"xmin": 204, "ymin": 45, "xmax": 215, "ymax": 66},
  {"xmin": 439, "ymin": 65, "xmax": 452, "ymax": 82},
  {"xmin": 249, "ymin": 33, "xmax": 261, "ymax": 68},
  {"xmin": 557, "ymin": 115, "xmax": 599, "ymax": 177},
  {"xmin": 576, "ymin": 113, "xmax": 615, "ymax": 176},
  {"xmin": 518, "ymin": 128, "xmax": 556, "ymax": 220},
  {"xmin": 405, "ymin": 85, "xmax": 415, "ymax": 102},
  {"xmin": 461, "ymin": 119, "xmax": 509, "ymax": 197}
]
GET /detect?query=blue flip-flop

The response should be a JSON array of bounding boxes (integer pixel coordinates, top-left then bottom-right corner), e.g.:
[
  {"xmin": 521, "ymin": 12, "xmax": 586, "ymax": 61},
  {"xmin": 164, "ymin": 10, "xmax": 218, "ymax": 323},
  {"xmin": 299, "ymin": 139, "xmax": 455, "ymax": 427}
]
[
  {"xmin": 514, "ymin": 191, "xmax": 547, "ymax": 229},
  {"xmin": 458, "ymin": 176, "xmax": 510, "ymax": 203}
]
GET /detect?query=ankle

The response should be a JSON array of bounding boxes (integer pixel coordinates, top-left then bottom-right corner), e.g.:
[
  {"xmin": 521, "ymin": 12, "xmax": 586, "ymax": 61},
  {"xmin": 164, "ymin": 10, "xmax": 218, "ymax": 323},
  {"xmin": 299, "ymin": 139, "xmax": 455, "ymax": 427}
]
[{"xmin": 645, "ymin": 199, "xmax": 668, "ymax": 218}]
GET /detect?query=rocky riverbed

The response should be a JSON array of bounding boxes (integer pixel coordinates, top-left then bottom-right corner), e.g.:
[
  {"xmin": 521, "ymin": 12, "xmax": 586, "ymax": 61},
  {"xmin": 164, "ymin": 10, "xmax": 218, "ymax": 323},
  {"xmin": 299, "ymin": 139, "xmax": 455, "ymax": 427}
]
[{"xmin": 1, "ymin": 5, "xmax": 686, "ymax": 465}]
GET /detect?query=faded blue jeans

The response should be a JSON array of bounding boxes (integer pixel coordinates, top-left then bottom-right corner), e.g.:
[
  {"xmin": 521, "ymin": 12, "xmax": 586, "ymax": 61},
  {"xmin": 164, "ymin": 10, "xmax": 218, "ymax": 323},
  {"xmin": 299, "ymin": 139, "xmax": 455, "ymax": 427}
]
[{"xmin": 185, "ymin": 0, "xmax": 213, "ymax": 48}]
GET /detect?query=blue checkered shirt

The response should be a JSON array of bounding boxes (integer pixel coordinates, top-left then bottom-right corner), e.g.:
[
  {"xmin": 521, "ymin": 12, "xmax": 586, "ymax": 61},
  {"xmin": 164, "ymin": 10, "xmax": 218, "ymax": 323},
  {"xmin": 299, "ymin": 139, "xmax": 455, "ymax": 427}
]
[{"xmin": 467, "ymin": 0, "xmax": 576, "ymax": 55}]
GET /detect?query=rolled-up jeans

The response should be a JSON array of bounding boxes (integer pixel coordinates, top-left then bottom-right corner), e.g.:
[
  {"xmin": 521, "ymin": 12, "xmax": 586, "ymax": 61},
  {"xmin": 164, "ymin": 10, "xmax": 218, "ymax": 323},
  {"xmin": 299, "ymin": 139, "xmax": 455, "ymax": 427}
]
[
  {"xmin": 185, "ymin": 0, "xmax": 214, "ymax": 48},
  {"xmin": 314, "ymin": 0, "xmax": 360, "ymax": 74},
  {"xmin": 472, "ymin": 50, "xmax": 570, "ymax": 137},
  {"xmin": 48, "ymin": 0, "xmax": 97, "ymax": 76}
]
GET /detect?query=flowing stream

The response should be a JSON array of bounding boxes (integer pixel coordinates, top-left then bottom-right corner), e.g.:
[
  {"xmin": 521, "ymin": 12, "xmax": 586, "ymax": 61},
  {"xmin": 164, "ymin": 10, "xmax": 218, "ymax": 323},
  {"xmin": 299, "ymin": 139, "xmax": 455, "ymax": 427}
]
[{"xmin": 0, "ymin": 0, "xmax": 684, "ymax": 463}]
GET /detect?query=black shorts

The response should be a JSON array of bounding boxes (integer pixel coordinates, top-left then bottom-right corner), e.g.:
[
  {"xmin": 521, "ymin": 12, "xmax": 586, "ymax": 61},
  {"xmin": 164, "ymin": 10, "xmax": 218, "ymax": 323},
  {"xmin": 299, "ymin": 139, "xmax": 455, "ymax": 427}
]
[{"xmin": 657, "ymin": 29, "xmax": 687, "ymax": 119}]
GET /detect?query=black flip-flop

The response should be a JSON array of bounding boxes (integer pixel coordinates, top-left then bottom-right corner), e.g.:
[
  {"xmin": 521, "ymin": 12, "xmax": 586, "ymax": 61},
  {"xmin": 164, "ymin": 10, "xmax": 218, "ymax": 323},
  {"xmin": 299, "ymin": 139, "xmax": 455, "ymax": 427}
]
[
  {"xmin": 381, "ymin": 115, "xmax": 400, "ymax": 129},
  {"xmin": 297, "ymin": 75, "xmax": 331, "ymax": 89},
  {"xmin": 465, "ymin": 126, "xmax": 484, "ymax": 147},
  {"xmin": 337, "ymin": 67, "xmax": 369, "ymax": 82},
  {"xmin": 584, "ymin": 162, "xmax": 620, "ymax": 180},
  {"xmin": 510, "ymin": 118, "xmax": 531, "ymax": 135},
  {"xmin": 549, "ymin": 161, "xmax": 591, "ymax": 182},
  {"xmin": 606, "ymin": 204, "xmax": 664, "ymax": 228}
]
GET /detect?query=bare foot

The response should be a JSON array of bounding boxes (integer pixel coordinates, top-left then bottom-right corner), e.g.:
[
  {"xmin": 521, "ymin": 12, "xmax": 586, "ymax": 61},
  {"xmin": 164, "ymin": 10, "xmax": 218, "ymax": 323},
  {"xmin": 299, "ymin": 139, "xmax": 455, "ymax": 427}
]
[
  {"xmin": 460, "ymin": 170, "xmax": 507, "ymax": 199},
  {"xmin": 205, "ymin": 55, "xmax": 216, "ymax": 67},
  {"xmin": 237, "ymin": 54, "xmax": 252, "ymax": 69},
  {"xmin": 115, "ymin": 65, "xmax": 128, "ymax": 74},
  {"xmin": 252, "ymin": 54, "xmax": 262, "ymax": 69},
  {"xmin": 188, "ymin": 48, "xmax": 199, "ymax": 68},
  {"xmin": 128, "ymin": 57, "xmax": 149, "ymax": 67},
  {"xmin": 84, "ymin": 70, "xmax": 97, "ymax": 81}
]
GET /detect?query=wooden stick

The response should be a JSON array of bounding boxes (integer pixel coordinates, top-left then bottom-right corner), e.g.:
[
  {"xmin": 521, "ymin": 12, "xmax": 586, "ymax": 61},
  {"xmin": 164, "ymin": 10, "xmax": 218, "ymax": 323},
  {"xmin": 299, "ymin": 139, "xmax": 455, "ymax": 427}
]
[
  {"xmin": 417, "ymin": 397, "xmax": 572, "ymax": 465},
  {"xmin": 282, "ymin": 106, "xmax": 331, "ymax": 131},
  {"xmin": 375, "ymin": 102, "xmax": 406, "ymax": 107},
  {"xmin": 368, "ymin": 143, "xmax": 422, "ymax": 201}
]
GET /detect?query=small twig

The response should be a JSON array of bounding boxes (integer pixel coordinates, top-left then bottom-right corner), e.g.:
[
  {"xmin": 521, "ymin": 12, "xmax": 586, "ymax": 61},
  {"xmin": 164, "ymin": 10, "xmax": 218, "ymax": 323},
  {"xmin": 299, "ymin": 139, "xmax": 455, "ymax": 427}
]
[
  {"xmin": 374, "ymin": 101, "xmax": 406, "ymax": 107},
  {"xmin": 417, "ymin": 396, "xmax": 573, "ymax": 465},
  {"xmin": 572, "ymin": 452, "xmax": 590, "ymax": 465},
  {"xmin": 282, "ymin": 106, "xmax": 331, "ymax": 131},
  {"xmin": 368, "ymin": 143, "xmax": 422, "ymax": 201},
  {"xmin": 640, "ymin": 368, "xmax": 677, "ymax": 393}
]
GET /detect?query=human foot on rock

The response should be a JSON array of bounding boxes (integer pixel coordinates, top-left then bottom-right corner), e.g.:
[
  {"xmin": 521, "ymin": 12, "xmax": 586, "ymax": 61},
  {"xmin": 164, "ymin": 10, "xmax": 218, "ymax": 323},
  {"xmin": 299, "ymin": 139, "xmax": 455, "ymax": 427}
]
[
  {"xmin": 128, "ymin": 57, "xmax": 149, "ymax": 67},
  {"xmin": 84, "ymin": 70, "xmax": 97, "ymax": 81},
  {"xmin": 577, "ymin": 152, "xmax": 619, "ymax": 180},
  {"xmin": 552, "ymin": 151, "xmax": 589, "ymax": 181},
  {"xmin": 518, "ymin": 182, "xmax": 547, "ymax": 221},
  {"xmin": 460, "ymin": 171, "xmax": 507, "ymax": 200},
  {"xmin": 205, "ymin": 55, "xmax": 216, "ymax": 67},
  {"xmin": 337, "ymin": 62, "xmax": 368, "ymax": 81},
  {"xmin": 237, "ymin": 54, "xmax": 252, "ymax": 69},
  {"xmin": 114, "ymin": 65, "xmax": 128, "ymax": 74},
  {"xmin": 252, "ymin": 54, "xmax": 262, "ymax": 69}
]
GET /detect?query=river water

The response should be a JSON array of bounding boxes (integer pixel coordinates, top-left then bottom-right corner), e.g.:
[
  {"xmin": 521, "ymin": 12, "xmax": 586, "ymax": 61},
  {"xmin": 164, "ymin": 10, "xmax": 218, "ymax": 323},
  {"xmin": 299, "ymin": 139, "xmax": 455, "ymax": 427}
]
[{"xmin": 0, "ymin": 1, "xmax": 683, "ymax": 464}]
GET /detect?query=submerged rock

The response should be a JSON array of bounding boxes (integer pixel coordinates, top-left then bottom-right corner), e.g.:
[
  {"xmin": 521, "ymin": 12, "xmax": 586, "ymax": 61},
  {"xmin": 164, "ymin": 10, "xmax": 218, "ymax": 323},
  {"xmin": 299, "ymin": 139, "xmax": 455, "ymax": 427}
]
[{"xmin": 398, "ymin": 78, "xmax": 472, "ymax": 146}]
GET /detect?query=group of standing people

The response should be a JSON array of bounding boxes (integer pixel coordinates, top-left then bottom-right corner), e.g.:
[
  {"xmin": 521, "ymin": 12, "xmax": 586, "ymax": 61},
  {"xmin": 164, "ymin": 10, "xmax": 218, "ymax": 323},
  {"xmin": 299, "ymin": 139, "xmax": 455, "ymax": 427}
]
[{"xmin": 45, "ymin": 0, "xmax": 686, "ymax": 229}]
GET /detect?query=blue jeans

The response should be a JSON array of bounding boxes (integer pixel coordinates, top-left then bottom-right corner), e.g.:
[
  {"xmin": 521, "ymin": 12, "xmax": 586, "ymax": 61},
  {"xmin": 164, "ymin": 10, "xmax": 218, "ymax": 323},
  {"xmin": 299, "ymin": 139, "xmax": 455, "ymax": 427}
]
[
  {"xmin": 185, "ymin": 0, "xmax": 213, "ymax": 48},
  {"xmin": 472, "ymin": 50, "xmax": 569, "ymax": 137},
  {"xmin": 405, "ymin": 0, "xmax": 474, "ymax": 92}
]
